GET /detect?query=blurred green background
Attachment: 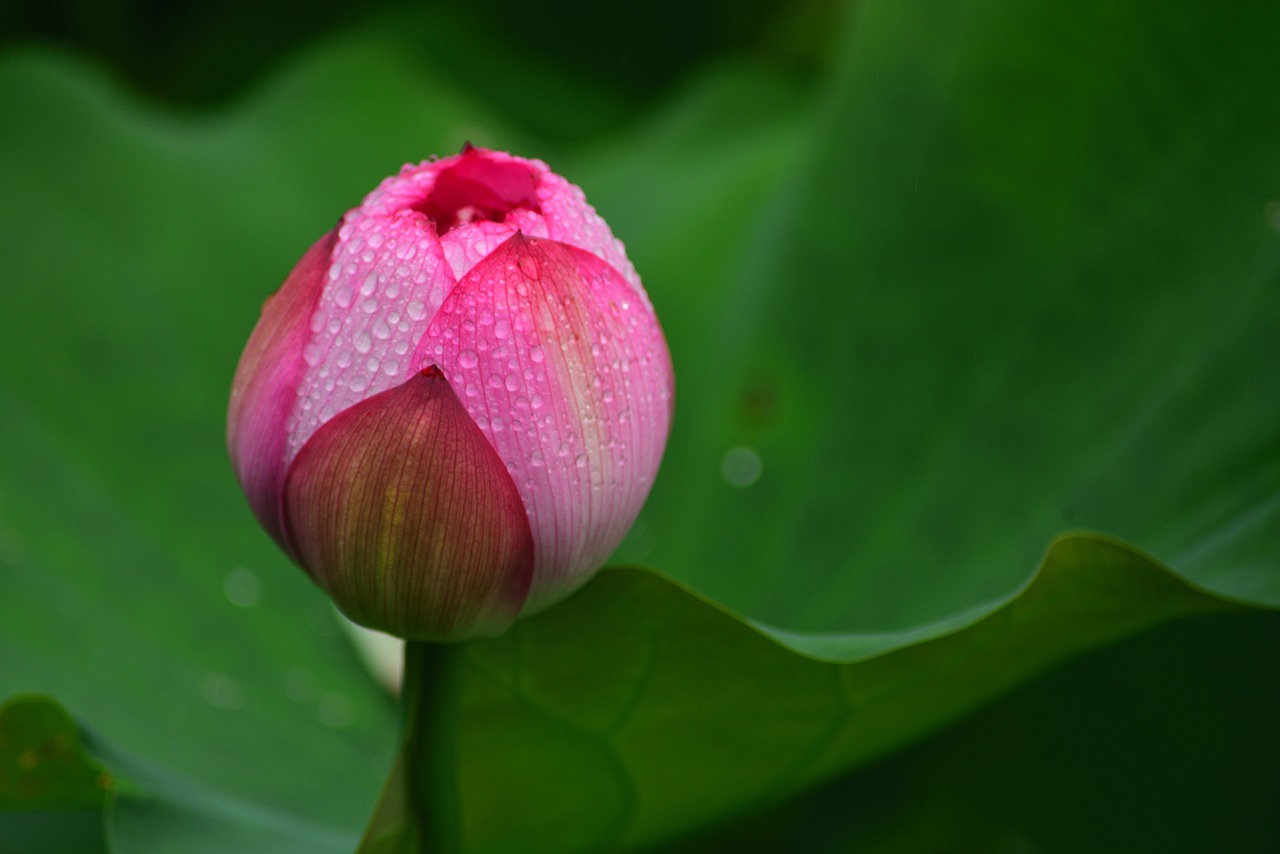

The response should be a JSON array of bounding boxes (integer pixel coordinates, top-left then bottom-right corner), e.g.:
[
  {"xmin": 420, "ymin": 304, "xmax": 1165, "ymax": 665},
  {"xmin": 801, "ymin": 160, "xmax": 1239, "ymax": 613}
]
[{"xmin": 2, "ymin": 0, "xmax": 1279, "ymax": 851}]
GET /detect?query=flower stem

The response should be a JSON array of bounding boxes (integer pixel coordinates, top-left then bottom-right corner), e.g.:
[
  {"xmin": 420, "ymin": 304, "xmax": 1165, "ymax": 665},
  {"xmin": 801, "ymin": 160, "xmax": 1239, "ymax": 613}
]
[
  {"xmin": 403, "ymin": 640, "xmax": 463, "ymax": 853},
  {"xmin": 358, "ymin": 640, "xmax": 463, "ymax": 854}
]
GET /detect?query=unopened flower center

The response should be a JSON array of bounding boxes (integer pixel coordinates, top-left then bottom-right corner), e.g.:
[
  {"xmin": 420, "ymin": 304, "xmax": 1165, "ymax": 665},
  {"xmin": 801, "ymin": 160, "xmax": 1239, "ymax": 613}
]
[{"xmin": 417, "ymin": 152, "xmax": 542, "ymax": 236}]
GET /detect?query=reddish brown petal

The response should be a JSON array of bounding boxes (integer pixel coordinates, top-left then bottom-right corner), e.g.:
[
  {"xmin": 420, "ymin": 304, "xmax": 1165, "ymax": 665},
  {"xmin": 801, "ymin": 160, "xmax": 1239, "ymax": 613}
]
[{"xmin": 282, "ymin": 367, "xmax": 534, "ymax": 641}]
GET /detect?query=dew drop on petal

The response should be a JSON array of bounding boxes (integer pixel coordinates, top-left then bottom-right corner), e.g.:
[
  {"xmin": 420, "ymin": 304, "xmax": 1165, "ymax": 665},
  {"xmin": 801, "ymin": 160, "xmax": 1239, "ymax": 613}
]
[
  {"xmin": 458, "ymin": 349, "xmax": 479, "ymax": 369},
  {"xmin": 354, "ymin": 330, "xmax": 373, "ymax": 354}
]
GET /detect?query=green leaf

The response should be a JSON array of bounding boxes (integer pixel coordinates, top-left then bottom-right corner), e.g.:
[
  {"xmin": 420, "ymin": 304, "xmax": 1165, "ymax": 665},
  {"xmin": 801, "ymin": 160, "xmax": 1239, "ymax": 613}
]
[
  {"xmin": 433, "ymin": 535, "xmax": 1234, "ymax": 853},
  {"xmin": 580, "ymin": 0, "xmax": 1280, "ymax": 632},
  {"xmin": 0, "ymin": 696, "xmax": 111, "ymax": 854}
]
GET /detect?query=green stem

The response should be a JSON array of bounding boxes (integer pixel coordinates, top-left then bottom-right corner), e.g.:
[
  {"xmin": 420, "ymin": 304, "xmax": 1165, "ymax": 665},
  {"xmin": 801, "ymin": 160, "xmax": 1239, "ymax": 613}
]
[
  {"xmin": 357, "ymin": 641, "xmax": 463, "ymax": 854},
  {"xmin": 403, "ymin": 640, "xmax": 463, "ymax": 853}
]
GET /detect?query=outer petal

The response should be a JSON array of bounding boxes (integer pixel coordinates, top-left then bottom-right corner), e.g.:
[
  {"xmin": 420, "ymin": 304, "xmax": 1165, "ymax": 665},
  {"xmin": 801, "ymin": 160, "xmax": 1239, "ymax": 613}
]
[
  {"xmin": 227, "ymin": 229, "xmax": 336, "ymax": 546},
  {"xmin": 287, "ymin": 204, "xmax": 458, "ymax": 464},
  {"xmin": 281, "ymin": 367, "xmax": 534, "ymax": 641},
  {"xmin": 413, "ymin": 233, "xmax": 674, "ymax": 613}
]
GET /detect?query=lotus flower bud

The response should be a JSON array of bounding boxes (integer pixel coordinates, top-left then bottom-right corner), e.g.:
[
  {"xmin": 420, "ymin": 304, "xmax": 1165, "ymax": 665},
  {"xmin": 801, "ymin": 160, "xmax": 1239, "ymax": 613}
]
[{"xmin": 228, "ymin": 147, "xmax": 673, "ymax": 641}]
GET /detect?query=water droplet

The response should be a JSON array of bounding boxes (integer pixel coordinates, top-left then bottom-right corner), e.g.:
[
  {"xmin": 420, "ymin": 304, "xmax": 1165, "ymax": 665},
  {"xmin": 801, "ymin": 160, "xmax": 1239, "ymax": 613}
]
[
  {"xmin": 336, "ymin": 350, "xmax": 353, "ymax": 369},
  {"xmin": 282, "ymin": 666, "xmax": 319, "ymax": 703},
  {"xmin": 721, "ymin": 446, "xmax": 763, "ymax": 488},
  {"xmin": 303, "ymin": 342, "xmax": 323, "ymax": 367},
  {"xmin": 362, "ymin": 297, "xmax": 379, "ymax": 314},
  {"xmin": 530, "ymin": 347, "xmax": 545, "ymax": 364},
  {"xmin": 373, "ymin": 320, "xmax": 392, "ymax": 340},
  {"xmin": 202, "ymin": 673, "xmax": 244, "ymax": 710},
  {"xmin": 365, "ymin": 356, "xmax": 380, "ymax": 372},
  {"xmin": 494, "ymin": 319, "xmax": 511, "ymax": 340},
  {"xmin": 360, "ymin": 271, "xmax": 379, "ymax": 296},
  {"xmin": 575, "ymin": 454, "xmax": 588, "ymax": 468},
  {"xmin": 354, "ymin": 331, "xmax": 373, "ymax": 354},
  {"xmin": 407, "ymin": 301, "xmax": 427, "ymax": 321},
  {"xmin": 223, "ymin": 567, "xmax": 261, "ymax": 608},
  {"xmin": 317, "ymin": 692, "xmax": 354, "ymax": 728},
  {"xmin": 458, "ymin": 349, "xmax": 479, "ymax": 369},
  {"xmin": 383, "ymin": 359, "xmax": 400, "ymax": 376},
  {"xmin": 309, "ymin": 310, "xmax": 325, "ymax": 333},
  {"xmin": 334, "ymin": 285, "xmax": 353, "ymax": 308},
  {"xmin": 491, "ymin": 417, "xmax": 505, "ymax": 433},
  {"xmin": 518, "ymin": 254, "xmax": 540, "ymax": 279},
  {"xmin": 505, "ymin": 374, "xmax": 521, "ymax": 392}
]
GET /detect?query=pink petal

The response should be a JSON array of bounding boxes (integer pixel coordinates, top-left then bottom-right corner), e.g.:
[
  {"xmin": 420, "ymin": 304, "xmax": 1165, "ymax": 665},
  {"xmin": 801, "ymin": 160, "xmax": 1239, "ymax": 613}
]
[
  {"xmin": 227, "ymin": 229, "xmax": 336, "ymax": 547},
  {"xmin": 282, "ymin": 367, "xmax": 534, "ymax": 641},
  {"xmin": 413, "ymin": 233, "xmax": 674, "ymax": 613},
  {"xmin": 286, "ymin": 209, "xmax": 458, "ymax": 464},
  {"xmin": 535, "ymin": 169, "xmax": 645, "ymax": 298}
]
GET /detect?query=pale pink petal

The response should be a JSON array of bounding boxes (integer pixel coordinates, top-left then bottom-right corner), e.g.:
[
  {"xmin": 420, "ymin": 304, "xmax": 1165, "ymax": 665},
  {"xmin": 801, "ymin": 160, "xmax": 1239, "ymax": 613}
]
[
  {"xmin": 413, "ymin": 234, "xmax": 674, "ymax": 612},
  {"xmin": 436, "ymin": 216, "xmax": 542, "ymax": 283},
  {"xmin": 287, "ymin": 208, "xmax": 456, "ymax": 462},
  {"xmin": 227, "ymin": 229, "xmax": 335, "ymax": 547},
  {"xmin": 536, "ymin": 168, "xmax": 645, "ymax": 298},
  {"xmin": 282, "ymin": 367, "xmax": 534, "ymax": 641}
]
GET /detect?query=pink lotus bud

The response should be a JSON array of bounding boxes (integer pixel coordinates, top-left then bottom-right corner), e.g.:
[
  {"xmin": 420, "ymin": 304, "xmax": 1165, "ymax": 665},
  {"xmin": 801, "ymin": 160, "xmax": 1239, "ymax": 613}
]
[{"xmin": 228, "ymin": 147, "xmax": 673, "ymax": 641}]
